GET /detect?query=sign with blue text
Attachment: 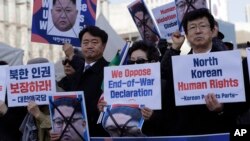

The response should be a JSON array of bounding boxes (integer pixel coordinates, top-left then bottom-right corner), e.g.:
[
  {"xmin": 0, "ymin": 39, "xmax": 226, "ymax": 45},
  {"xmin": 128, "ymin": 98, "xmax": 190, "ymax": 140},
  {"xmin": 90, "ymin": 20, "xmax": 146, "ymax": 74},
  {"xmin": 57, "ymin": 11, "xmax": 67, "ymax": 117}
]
[
  {"xmin": 31, "ymin": 0, "xmax": 97, "ymax": 47},
  {"xmin": 152, "ymin": 1, "xmax": 180, "ymax": 39},
  {"xmin": 6, "ymin": 63, "xmax": 56, "ymax": 107},
  {"xmin": 104, "ymin": 63, "xmax": 161, "ymax": 110},
  {"xmin": 172, "ymin": 50, "xmax": 245, "ymax": 106}
]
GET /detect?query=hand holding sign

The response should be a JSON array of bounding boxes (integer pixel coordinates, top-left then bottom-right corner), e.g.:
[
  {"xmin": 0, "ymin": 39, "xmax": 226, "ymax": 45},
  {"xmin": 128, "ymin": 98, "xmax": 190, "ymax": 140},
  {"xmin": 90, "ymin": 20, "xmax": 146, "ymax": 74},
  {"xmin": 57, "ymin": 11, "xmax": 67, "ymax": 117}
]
[{"xmin": 172, "ymin": 31, "xmax": 185, "ymax": 50}]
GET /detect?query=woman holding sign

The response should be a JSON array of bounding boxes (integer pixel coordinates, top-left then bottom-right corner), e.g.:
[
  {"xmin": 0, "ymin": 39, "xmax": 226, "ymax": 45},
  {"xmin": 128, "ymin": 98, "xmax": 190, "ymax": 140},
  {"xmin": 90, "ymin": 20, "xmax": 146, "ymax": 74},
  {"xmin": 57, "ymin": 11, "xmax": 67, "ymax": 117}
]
[{"xmin": 98, "ymin": 40, "xmax": 166, "ymax": 136}]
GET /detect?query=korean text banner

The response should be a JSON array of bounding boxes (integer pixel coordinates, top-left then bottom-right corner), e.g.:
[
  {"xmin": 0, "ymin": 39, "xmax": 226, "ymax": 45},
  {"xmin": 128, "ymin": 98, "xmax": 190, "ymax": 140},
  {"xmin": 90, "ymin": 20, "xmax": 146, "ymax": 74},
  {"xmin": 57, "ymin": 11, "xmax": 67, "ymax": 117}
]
[
  {"xmin": 31, "ymin": 0, "xmax": 97, "ymax": 47},
  {"xmin": 0, "ymin": 65, "xmax": 8, "ymax": 101},
  {"xmin": 7, "ymin": 63, "xmax": 56, "ymax": 107},
  {"xmin": 172, "ymin": 50, "xmax": 245, "ymax": 106},
  {"xmin": 104, "ymin": 63, "xmax": 161, "ymax": 110},
  {"xmin": 48, "ymin": 91, "xmax": 90, "ymax": 141}
]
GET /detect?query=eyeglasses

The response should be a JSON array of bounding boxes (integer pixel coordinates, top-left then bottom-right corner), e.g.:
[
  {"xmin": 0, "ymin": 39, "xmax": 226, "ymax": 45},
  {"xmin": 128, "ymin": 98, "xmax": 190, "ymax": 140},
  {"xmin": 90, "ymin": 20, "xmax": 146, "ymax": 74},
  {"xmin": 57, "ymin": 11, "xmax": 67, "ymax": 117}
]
[
  {"xmin": 127, "ymin": 58, "xmax": 148, "ymax": 65},
  {"xmin": 187, "ymin": 24, "xmax": 210, "ymax": 33},
  {"xmin": 105, "ymin": 108, "xmax": 144, "ymax": 137},
  {"xmin": 53, "ymin": 117, "xmax": 83, "ymax": 128},
  {"xmin": 62, "ymin": 59, "xmax": 71, "ymax": 66},
  {"xmin": 176, "ymin": 0, "xmax": 199, "ymax": 11}
]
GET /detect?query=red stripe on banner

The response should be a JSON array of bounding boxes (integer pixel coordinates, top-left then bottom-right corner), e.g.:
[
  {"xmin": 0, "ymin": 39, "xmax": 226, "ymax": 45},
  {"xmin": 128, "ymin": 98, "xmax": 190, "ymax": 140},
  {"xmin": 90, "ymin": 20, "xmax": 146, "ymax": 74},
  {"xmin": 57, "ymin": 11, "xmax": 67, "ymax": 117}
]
[
  {"xmin": 87, "ymin": 0, "xmax": 97, "ymax": 20},
  {"xmin": 31, "ymin": 34, "xmax": 49, "ymax": 43},
  {"xmin": 33, "ymin": 0, "xmax": 43, "ymax": 14}
]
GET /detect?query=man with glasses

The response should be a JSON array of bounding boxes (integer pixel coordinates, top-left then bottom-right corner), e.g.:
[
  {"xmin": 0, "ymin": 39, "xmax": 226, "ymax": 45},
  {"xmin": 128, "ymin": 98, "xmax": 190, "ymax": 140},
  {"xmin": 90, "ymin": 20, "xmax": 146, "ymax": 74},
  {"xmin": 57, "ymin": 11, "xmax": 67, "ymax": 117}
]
[
  {"xmin": 102, "ymin": 105, "xmax": 145, "ymax": 137},
  {"xmin": 129, "ymin": 2, "xmax": 160, "ymax": 44},
  {"xmin": 50, "ymin": 97, "xmax": 86, "ymax": 141},
  {"xmin": 161, "ymin": 8, "xmax": 250, "ymax": 135},
  {"xmin": 175, "ymin": 0, "xmax": 207, "ymax": 30}
]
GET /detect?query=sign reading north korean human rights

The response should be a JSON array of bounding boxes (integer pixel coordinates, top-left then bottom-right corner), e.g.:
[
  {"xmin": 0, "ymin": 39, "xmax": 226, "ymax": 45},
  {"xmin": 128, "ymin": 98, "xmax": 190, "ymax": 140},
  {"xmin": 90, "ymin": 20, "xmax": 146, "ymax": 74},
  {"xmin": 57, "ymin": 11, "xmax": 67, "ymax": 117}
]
[
  {"xmin": 6, "ymin": 63, "xmax": 56, "ymax": 107},
  {"xmin": 172, "ymin": 50, "xmax": 245, "ymax": 106},
  {"xmin": 31, "ymin": 0, "xmax": 96, "ymax": 47},
  {"xmin": 104, "ymin": 63, "xmax": 161, "ymax": 110}
]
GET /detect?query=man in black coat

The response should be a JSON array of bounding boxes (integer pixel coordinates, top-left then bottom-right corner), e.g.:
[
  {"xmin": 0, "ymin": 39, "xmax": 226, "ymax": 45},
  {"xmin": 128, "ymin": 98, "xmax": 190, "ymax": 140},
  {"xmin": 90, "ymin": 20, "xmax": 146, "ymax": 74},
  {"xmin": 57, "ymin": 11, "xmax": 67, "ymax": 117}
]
[
  {"xmin": 63, "ymin": 26, "xmax": 109, "ymax": 137},
  {"xmin": 161, "ymin": 8, "xmax": 250, "ymax": 135}
]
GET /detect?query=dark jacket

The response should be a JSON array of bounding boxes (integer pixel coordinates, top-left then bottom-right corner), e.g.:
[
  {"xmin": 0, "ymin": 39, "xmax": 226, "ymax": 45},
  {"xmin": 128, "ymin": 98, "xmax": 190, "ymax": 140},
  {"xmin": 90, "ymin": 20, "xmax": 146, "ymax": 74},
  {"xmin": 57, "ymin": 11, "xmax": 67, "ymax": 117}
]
[
  {"xmin": 69, "ymin": 55, "xmax": 109, "ymax": 137},
  {"xmin": 0, "ymin": 102, "xmax": 26, "ymax": 141},
  {"xmin": 160, "ymin": 44, "xmax": 250, "ymax": 135}
]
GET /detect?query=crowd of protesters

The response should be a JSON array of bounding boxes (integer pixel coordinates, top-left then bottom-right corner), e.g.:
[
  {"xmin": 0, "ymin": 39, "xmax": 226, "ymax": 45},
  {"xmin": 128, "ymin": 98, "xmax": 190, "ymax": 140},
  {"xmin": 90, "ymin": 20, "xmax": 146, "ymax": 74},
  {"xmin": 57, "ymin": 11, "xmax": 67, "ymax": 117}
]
[{"xmin": 0, "ymin": 5, "xmax": 250, "ymax": 141}]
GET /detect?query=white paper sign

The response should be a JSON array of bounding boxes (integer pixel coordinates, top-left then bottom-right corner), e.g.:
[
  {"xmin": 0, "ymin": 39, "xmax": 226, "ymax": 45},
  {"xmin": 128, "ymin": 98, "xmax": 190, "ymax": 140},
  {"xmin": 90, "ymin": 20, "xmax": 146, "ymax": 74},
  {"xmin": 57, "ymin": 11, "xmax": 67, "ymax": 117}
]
[
  {"xmin": 152, "ymin": 2, "xmax": 179, "ymax": 39},
  {"xmin": 7, "ymin": 63, "xmax": 56, "ymax": 107},
  {"xmin": 0, "ymin": 65, "xmax": 8, "ymax": 101},
  {"xmin": 172, "ymin": 50, "xmax": 245, "ymax": 106},
  {"xmin": 104, "ymin": 63, "xmax": 161, "ymax": 110}
]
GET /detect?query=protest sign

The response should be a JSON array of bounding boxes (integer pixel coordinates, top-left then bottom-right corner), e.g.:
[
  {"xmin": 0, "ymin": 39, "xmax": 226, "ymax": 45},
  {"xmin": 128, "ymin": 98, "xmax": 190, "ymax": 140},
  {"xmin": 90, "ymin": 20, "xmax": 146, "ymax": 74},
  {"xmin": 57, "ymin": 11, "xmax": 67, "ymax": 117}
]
[
  {"xmin": 152, "ymin": 1, "xmax": 179, "ymax": 39},
  {"xmin": 175, "ymin": 0, "xmax": 208, "ymax": 31},
  {"xmin": 7, "ymin": 63, "xmax": 56, "ymax": 107},
  {"xmin": 0, "ymin": 65, "xmax": 8, "ymax": 101},
  {"xmin": 49, "ymin": 91, "xmax": 89, "ymax": 141},
  {"xmin": 172, "ymin": 50, "xmax": 245, "ymax": 106},
  {"xmin": 104, "ymin": 63, "xmax": 161, "ymax": 110},
  {"xmin": 31, "ymin": 0, "xmax": 96, "ymax": 47},
  {"xmin": 102, "ymin": 104, "xmax": 144, "ymax": 137},
  {"xmin": 128, "ymin": 0, "xmax": 160, "ymax": 44}
]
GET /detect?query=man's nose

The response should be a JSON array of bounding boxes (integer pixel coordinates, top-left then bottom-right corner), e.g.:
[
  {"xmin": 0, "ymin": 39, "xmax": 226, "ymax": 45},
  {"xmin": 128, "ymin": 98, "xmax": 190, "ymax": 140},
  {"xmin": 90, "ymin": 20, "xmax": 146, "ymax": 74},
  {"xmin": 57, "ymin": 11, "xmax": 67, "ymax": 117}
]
[
  {"xmin": 62, "ymin": 122, "xmax": 70, "ymax": 131},
  {"xmin": 60, "ymin": 11, "xmax": 66, "ymax": 18}
]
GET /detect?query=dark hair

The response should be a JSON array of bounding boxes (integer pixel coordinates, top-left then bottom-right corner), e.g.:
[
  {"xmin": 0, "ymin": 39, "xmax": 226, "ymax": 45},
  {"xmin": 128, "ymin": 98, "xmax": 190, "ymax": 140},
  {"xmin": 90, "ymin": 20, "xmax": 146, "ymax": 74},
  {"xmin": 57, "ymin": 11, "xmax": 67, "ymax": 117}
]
[
  {"xmin": 0, "ymin": 61, "xmax": 8, "ymax": 65},
  {"xmin": 53, "ymin": 0, "xmax": 76, "ymax": 5},
  {"xmin": 128, "ymin": 40, "xmax": 160, "ymax": 62},
  {"xmin": 102, "ymin": 106, "xmax": 142, "ymax": 126},
  {"xmin": 51, "ymin": 97, "xmax": 83, "ymax": 117},
  {"xmin": 182, "ymin": 8, "xmax": 215, "ymax": 34},
  {"xmin": 78, "ymin": 25, "xmax": 108, "ymax": 44},
  {"xmin": 129, "ymin": 2, "xmax": 148, "ymax": 20}
]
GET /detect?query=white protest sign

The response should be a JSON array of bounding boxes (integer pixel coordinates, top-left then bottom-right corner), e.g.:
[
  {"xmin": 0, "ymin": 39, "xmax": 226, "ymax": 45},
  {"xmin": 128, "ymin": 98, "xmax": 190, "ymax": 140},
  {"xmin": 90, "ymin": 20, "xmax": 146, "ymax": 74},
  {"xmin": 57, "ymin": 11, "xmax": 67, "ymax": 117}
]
[
  {"xmin": 7, "ymin": 63, "xmax": 56, "ymax": 107},
  {"xmin": 104, "ymin": 63, "xmax": 161, "ymax": 110},
  {"xmin": 246, "ymin": 48, "xmax": 250, "ymax": 81},
  {"xmin": 172, "ymin": 50, "xmax": 245, "ymax": 106},
  {"xmin": 0, "ymin": 65, "xmax": 8, "ymax": 101},
  {"xmin": 152, "ymin": 1, "xmax": 179, "ymax": 40}
]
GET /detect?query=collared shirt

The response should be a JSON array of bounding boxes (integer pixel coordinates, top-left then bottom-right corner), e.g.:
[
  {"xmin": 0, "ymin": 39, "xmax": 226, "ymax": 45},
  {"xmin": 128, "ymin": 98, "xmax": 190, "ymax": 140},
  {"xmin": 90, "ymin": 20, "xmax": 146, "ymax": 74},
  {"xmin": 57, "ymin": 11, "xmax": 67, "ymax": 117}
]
[{"xmin": 84, "ymin": 62, "xmax": 96, "ymax": 72}]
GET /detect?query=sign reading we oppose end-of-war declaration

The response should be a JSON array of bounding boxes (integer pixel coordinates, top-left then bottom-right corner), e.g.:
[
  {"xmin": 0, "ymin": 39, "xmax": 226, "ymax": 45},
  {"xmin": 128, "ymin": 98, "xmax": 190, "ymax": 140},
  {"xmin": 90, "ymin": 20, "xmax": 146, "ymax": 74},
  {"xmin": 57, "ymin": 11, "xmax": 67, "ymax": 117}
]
[
  {"xmin": 172, "ymin": 50, "xmax": 245, "ymax": 106},
  {"xmin": 104, "ymin": 63, "xmax": 161, "ymax": 110}
]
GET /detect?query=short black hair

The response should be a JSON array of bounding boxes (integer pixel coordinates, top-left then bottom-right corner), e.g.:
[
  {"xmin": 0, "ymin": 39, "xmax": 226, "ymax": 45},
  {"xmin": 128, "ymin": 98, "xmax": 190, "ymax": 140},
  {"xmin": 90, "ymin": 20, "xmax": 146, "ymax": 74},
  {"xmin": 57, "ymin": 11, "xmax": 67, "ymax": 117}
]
[
  {"xmin": 182, "ymin": 8, "xmax": 215, "ymax": 34},
  {"xmin": 53, "ymin": 0, "xmax": 76, "ymax": 5},
  {"xmin": 128, "ymin": 40, "xmax": 160, "ymax": 62},
  {"xmin": 51, "ymin": 97, "xmax": 83, "ymax": 117},
  {"xmin": 78, "ymin": 25, "xmax": 108, "ymax": 44},
  {"xmin": 129, "ymin": 2, "xmax": 148, "ymax": 21},
  {"xmin": 0, "ymin": 61, "xmax": 8, "ymax": 65},
  {"xmin": 102, "ymin": 106, "xmax": 142, "ymax": 127}
]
